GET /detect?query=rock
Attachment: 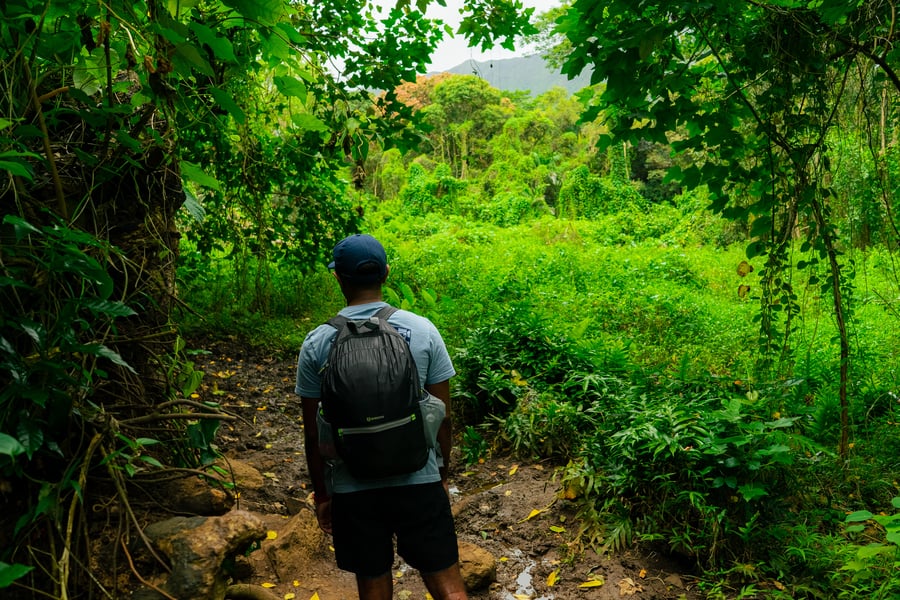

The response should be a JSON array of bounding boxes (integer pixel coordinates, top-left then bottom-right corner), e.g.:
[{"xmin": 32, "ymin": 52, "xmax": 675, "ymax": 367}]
[
  {"xmin": 141, "ymin": 509, "xmax": 266, "ymax": 600},
  {"xmin": 262, "ymin": 510, "xmax": 329, "ymax": 582},
  {"xmin": 153, "ymin": 476, "xmax": 233, "ymax": 515},
  {"xmin": 216, "ymin": 458, "xmax": 266, "ymax": 492},
  {"xmin": 458, "ymin": 540, "xmax": 496, "ymax": 591}
]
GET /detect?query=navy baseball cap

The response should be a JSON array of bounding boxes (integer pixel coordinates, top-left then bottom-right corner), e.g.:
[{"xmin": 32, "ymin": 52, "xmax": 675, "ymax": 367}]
[{"xmin": 328, "ymin": 234, "xmax": 388, "ymax": 283}]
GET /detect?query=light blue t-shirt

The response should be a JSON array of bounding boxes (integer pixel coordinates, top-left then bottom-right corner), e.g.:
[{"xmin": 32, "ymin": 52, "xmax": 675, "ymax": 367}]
[{"xmin": 295, "ymin": 301, "xmax": 456, "ymax": 493}]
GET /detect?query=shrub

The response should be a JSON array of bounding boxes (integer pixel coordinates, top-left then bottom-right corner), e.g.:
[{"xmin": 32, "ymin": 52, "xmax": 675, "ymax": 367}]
[{"xmin": 560, "ymin": 387, "xmax": 826, "ymax": 569}]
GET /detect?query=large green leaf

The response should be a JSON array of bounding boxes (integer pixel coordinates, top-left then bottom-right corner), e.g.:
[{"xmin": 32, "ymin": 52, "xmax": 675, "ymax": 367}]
[
  {"xmin": 0, "ymin": 561, "xmax": 34, "ymax": 589},
  {"xmin": 0, "ymin": 434, "xmax": 26, "ymax": 459},
  {"xmin": 220, "ymin": 0, "xmax": 284, "ymax": 25},
  {"xmin": 181, "ymin": 161, "xmax": 221, "ymax": 190},
  {"xmin": 274, "ymin": 75, "xmax": 307, "ymax": 99}
]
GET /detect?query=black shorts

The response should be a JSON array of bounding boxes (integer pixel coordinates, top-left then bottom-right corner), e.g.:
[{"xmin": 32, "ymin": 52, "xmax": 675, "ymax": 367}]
[{"xmin": 331, "ymin": 481, "xmax": 459, "ymax": 577}]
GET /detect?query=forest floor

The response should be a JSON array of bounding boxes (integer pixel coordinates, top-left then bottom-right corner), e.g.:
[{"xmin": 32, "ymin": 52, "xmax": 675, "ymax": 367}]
[{"xmin": 181, "ymin": 336, "xmax": 703, "ymax": 600}]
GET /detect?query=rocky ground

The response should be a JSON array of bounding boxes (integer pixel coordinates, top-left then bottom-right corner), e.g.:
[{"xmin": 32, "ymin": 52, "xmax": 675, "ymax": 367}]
[{"xmin": 150, "ymin": 337, "xmax": 703, "ymax": 599}]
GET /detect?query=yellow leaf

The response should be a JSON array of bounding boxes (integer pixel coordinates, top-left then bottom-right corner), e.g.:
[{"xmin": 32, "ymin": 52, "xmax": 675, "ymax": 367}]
[
  {"xmin": 293, "ymin": 580, "xmax": 300, "ymax": 587},
  {"xmin": 266, "ymin": 530, "xmax": 278, "ymax": 540},
  {"xmin": 639, "ymin": 568, "xmax": 647, "ymax": 578},
  {"xmin": 257, "ymin": 406, "xmax": 267, "ymax": 411},
  {"xmin": 285, "ymin": 594, "xmax": 296, "ymax": 600},
  {"xmin": 514, "ymin": 595, "xmax": 530, "ymax": 600},
  {"xmin": 509, "ymin": 464, "xmax": 519, "ymax": 476},
  {"xmin": 504, "ymin": 490, "xmax": 512, "ymax": 496},
  {"xmin": 499, "ymin": 556, "xmax": 508, "ymax": 562},
  {"xmin": 262, "ymin": 582, "xmax": 276, "ymax": 588},
  {"xmin": 547, "ymin": 569, "xmax": 560, "ymax": 587},
  {"xmin": 265, "ymin": 444, "xmax": 272, "ymax": 449},
  {"xmin": 524, "ymin": 509, "xmax": 542, "ymax": 521},
  {"xmin": 579, "ymin": 578, "xmax": 604, "ymax": 588},
  {"xmin": 549, "ymin": 525, "xmax": 565, "ymax": 533},
  {"xmin": 190, "ymin": 393, "xmax": 200, "ymax": 399},
  {"xmin": 310, "ymin": 594, "xmax": 320, "ymax": 600}
]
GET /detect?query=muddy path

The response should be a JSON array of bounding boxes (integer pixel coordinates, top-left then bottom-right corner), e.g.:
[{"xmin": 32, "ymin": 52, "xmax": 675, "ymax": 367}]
[{"xmin": 189, "ymin": 337, "xmax": 701, "ymax": 599}]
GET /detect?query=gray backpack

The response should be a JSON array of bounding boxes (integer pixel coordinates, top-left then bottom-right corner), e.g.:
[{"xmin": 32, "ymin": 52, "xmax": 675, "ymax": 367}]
[{"xmin": 319, "ymin": 306, "xmax": 428, "ymax": 479}]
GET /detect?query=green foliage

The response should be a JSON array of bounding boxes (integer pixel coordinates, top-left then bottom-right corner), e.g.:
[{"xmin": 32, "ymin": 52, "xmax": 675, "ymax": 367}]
[
  {"xmin": 0, "ymin": 560, "xmax": 33, "ymax": 589},
  {"xmin": 839, "ymin": 498, "xmax": 900, "ymax": 597},
  {"xmin": 474, "ymin": 191, "xmax": 549, "ymax": 226},
  {"xmin": 560, "ymin": 387, "xmax": 825, "ymax": 569},
  {"xmin": 460, "ymin": 425, "xmax": 489, "ymax": 466},
  {"xmin": 0, "ymin": 215, "xmax": 135, "ymax": 465},
  {"xmin": 397, "ymin": 162, "xmax": 467, "ymax": 216},
  {"xmin": 557, "ymin": 165, "xmax": 646, "ymax": 218},
  {"xmin": 554, "ymin": 0, "xmax": 899, "ymax": 456}
]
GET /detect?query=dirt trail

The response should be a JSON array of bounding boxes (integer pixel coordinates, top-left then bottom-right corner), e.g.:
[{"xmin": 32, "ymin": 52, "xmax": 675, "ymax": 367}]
[{"xmin": 190, "ymin": 338, "xmax": 700, "ymax": 600}]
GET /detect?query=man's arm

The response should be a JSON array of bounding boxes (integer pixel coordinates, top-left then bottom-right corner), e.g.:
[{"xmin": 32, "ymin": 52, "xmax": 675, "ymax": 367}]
[
  {"xmin": 301, "ymin": 395, "xmax": 332, "ymax": 533},
  {"xmin": 424, "ymin": 379, "xmax": 452, "ymax": 484}
]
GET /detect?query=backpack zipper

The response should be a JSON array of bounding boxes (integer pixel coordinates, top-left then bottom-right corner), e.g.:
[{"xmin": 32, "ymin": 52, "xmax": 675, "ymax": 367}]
[{"xmin": 338, "ymin": 412, "xmax": 416, "ymax": 436}]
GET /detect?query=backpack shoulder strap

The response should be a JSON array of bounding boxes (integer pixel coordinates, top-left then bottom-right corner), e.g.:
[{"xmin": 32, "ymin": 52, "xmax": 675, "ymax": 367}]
[
  {"xmin": 373, "ymin": 305, "xmax": 397, "ymax": 321},
  {"xmin": 326, "ymin": 314, "xmax": 348, "ymax": 330},
  {"xmin": 325, "ymin": 305, "xmax": 395, "ymax": 335}
]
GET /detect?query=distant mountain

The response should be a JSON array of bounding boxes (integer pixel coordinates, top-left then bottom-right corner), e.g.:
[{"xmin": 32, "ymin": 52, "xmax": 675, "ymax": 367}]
[{"xmin": 430, "ymin": 54, "xmax": 593, "ymax": 96}]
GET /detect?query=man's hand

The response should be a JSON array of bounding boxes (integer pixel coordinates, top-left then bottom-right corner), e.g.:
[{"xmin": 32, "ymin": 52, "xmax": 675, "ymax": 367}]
[{"xmin": 315, "ymin": 498, "xmax": 333, "ymax": 534}]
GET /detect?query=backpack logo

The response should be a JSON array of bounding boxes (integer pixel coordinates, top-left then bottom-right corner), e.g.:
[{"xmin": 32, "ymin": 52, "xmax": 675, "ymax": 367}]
[{"xmin": 319, "ymin": 306, "xmax": 428, "ymax": 479}]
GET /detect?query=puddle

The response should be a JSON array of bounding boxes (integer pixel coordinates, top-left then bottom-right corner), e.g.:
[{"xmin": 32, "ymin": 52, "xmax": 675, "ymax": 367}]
[{"xmin": 499, "ymin": 549, "xmax": 554, "ymax": 600}]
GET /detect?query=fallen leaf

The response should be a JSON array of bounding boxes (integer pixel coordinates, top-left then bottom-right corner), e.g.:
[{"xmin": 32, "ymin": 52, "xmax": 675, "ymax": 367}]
[
  {"xmin": 618, "ymin": 577, "xmax": 643, "ymax": 595},
  {"xmin": 261, "ymin": 582, "xmax": 276, "ymax": 588},
  {"xmin": 579, "ymin": 578, "xmax": 604, "ymax": 588},
  {"xmin": 293, "ymin": 580, "xmax": 300, "ymax": 587},
  {"xmin": 547, "ymin": 569, "xmax": 560, "ymax": 587},
  {"xmin": 266, "ymin": 530, "xmax": 278, "ymax": 540},
  {"xmin": 263, "ymin": 472, "xmax": 276, "ymax": 478},
  {"xmin": 509, "ymin": 464, "xmax": 519, "ymax": 476},
  {"xmin": 310, "ymin": 594, "xmax": 320, "ymax": 600},
  {"xmin": 513, "ymin": 595, "xmax": 530, "ymax": 600},
  {"xmin": 524, "ymin": 508, "xmax": 543, "ymax": 521},
  {"xmin": 639, "ymin": 568, "xmax": 647, "ymax": 578},
  {"xmin": 549, "ymin": 525, "xmax": 565, "ymax": 533},
  {"xmin": 504, "ymin": 490, "xmax": 512, "ymax": 496},
  {"xmin": 257, "ymin": 406, "xmax": 267, "ymax": 411},
  {"xmin": 499, "ymin": 556, "xmax": 508, "ymax": 562},
  {"xmin": 284, "ymin": 594, "xmax": 295, "ymax": 600}
]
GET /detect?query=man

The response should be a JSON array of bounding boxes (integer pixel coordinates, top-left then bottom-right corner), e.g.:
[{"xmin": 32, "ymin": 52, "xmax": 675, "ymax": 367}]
[{"xmin": 295, "ymin": 233, "xmax": 467, "ymax": 600}]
